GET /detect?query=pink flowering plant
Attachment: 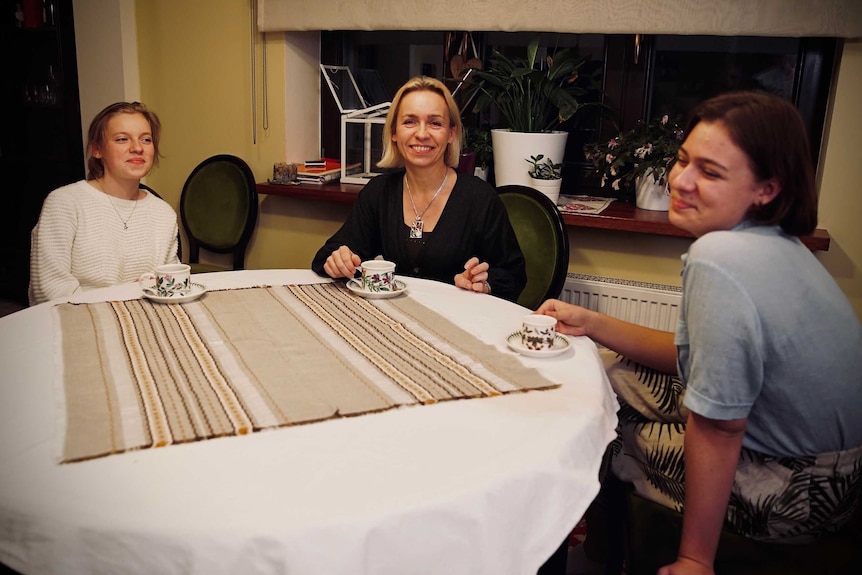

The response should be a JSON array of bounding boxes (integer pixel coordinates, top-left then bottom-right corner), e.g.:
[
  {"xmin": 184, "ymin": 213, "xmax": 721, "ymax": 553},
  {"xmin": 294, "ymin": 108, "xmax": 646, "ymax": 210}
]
[{"xmin": 584, "ymin": 115, "xmax": 684, "ymax": 193}]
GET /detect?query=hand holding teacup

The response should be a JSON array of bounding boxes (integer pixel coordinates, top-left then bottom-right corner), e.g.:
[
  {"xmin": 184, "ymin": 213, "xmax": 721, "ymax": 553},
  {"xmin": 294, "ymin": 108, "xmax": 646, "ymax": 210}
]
[
  {"xmin": 323, "ymin": 245, "xmax": 362, "ymax": 279},
  {"xmin": 139, "ymin": 263, "xmax": 191, "ymax": 298}
]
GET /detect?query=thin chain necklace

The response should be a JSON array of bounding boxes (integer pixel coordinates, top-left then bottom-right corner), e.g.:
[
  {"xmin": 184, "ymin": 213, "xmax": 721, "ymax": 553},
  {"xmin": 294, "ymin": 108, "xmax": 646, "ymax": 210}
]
[
  {"xmin": 96, "ymin": 179, "xmax": 139, "ymax": 230},
  {"xmin": 405, "ymin": 170, "xmax": 448, "ymax": 239}
]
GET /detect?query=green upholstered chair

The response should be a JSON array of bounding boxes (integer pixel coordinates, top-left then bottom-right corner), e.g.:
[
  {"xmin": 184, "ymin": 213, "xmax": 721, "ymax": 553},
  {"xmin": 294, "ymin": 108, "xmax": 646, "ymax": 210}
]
[
  {"xmin": 497, "ymin": 185, "xmax": 569, "ymax": 311},
  {"xmin": 139, "ymin": 184, "xmax": 181, "ymax": 261},
  {"xmin": 180, "ymin": 155, "xmax": 258, "ymax": 274}
]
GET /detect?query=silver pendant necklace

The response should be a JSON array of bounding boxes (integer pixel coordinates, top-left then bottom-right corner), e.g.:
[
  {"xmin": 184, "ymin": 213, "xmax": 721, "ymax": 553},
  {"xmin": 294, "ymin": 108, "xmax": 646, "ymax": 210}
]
[
  {"xmin": 97, "ymin": 179, "xmax": 139, "ymax": 230},
  {"xmin": 405, "ymin": 170, "xmax": 448, "ymax": 239}
]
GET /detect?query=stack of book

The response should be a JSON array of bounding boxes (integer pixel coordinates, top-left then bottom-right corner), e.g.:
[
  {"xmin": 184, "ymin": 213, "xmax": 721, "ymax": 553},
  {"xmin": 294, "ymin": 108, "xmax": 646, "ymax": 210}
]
[{"xmin": 295, "ymin": 159, "xmax": 361, "ymax": 184}]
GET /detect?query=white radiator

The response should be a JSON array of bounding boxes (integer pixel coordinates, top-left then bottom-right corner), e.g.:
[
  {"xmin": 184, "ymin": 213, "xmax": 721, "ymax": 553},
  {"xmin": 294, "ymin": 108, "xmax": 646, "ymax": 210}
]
[{"xmin": 559, "ymin": 273, "xmax": 683, "ymax": 332}]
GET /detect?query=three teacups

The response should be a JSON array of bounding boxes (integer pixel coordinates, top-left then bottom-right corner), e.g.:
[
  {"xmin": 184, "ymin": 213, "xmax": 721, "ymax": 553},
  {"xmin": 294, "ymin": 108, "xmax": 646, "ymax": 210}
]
[
  {"xmin": 360, "ymin": 260, "xmax": 397, "ymax": 292},
  {"xmin": 521, "ymin": 314, "xmax": 557, "ymax": 351},
  {"xmin": 139, "ymin": 263, "xmax": 191, "ymax": 298}
]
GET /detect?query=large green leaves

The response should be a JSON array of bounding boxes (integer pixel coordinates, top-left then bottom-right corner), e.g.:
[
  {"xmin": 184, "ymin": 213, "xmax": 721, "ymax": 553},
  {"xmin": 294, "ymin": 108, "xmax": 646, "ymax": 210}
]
[{"xmin": 473, "ymin": 35, "xmax": 595, "ymax": 133}]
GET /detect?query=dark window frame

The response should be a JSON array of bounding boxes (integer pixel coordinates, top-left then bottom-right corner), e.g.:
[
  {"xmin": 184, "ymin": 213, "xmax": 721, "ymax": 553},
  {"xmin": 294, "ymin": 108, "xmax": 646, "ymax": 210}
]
[{"xmin": 320, "ymin": 31, "xmax": 839, "ymax": 197}]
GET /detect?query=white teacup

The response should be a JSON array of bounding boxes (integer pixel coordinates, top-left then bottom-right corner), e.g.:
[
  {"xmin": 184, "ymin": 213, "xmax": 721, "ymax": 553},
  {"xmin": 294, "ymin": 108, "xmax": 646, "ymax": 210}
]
[
  {"xmin": 140, "ymin": 263, "xmax": 191, "ymax": 298},
  {"xmin": 360, "ymin": 260, "xmax": 396, "ymax": 292},
  {"xmin": 521, "ymin": 314, "xmax": 557, "ymax": 351}
]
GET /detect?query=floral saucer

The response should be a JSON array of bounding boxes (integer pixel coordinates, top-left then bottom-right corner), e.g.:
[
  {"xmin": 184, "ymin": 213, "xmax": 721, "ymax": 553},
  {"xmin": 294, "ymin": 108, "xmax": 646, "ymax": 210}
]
[
  {"xmin": 143, "ymin": 283, "xmax": 207, "ymax": 304},
  {"xmin": 346, "ymin": 279, "xmax": 408, "ymax": 299},
  {"xmin": 506, "ymin": 331, "xmax": 571, "ymax": 358}
]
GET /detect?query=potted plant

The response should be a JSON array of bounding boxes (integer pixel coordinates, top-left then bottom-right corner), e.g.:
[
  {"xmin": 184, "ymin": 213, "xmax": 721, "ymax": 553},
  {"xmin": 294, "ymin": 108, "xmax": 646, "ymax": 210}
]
[
  {"xmin": 584, "ymin": 115, "xmax": 684, "ymax": 210},
  {"xmin": 525, "ymin": 154, "xmax": 563, "ymax": 204},
  {"xmin": 462, "ymin": 126, "xmax": 493, "ymax": 181},
  {"xmin": 472, "ymin": 34, "xmax": 602, "ymax": 186}
]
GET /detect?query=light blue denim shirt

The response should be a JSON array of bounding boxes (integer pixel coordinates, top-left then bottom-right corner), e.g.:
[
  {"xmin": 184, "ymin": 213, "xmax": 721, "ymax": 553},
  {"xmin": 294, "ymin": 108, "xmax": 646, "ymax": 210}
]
[{"xmin": 676, "ymin": 221, "xmax": 862, "ymax": 456}]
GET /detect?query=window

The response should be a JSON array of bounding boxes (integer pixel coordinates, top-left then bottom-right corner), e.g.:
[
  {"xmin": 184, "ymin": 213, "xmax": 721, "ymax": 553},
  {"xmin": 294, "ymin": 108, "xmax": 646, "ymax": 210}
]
[
  {"xmin": 320, "ymin": 31, "xmax": 838, "ymax": 196},
  {"xmin": 645, "ymin": 35, "xmax": 837, "ymax": 168}
]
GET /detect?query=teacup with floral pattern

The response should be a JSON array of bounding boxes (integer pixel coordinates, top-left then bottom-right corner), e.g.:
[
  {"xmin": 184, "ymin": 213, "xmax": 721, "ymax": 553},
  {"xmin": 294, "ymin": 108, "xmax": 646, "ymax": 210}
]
[
  {"xmin": 521, "ymin": 314, "xmax": 557, "ymax": 351},
  {"xmin": 360, "ymin": 260, "xmax": 396, "ymax": 293},
  {"xmin": 140, "ymin": 264, "xmax": 191, "ymax": 298}
]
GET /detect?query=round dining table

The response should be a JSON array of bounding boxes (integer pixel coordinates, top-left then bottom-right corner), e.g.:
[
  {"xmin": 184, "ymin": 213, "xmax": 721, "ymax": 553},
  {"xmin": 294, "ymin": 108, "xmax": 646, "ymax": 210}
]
[{"xmin": 0, "ymin": 269, "xmax": 618, "ymax": 575}]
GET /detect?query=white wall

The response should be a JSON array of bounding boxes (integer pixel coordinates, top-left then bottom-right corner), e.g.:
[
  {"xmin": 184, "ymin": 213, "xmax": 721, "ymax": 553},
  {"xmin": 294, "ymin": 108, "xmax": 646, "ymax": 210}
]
[
  {"xmin": 283, "ymin": 31, "xmax": 321, "ymax": 161},
  {"xmin": 73, "ymin": 0, "xmax": 140, "ymax": 168}
]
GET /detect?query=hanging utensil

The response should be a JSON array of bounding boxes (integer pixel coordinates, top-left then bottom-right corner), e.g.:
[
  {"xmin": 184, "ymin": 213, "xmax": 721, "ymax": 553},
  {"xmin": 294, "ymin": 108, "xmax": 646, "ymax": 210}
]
[{"xmin": 450, "ymin": 32, "xmax": 482, "ymax": 79}]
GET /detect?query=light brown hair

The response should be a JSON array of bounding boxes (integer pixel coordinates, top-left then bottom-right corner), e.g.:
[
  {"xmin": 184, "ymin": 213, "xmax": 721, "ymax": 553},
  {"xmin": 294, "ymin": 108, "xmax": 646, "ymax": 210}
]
[{"xmin": 86, "ymin": 102, "xmax": 162, "ymax": 180}]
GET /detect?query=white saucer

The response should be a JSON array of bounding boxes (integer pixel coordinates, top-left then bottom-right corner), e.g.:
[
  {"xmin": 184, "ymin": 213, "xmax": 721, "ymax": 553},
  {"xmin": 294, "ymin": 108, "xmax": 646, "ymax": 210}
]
[
  {"xmin": 346, "ymin": 278, "xmax": 408, "ymax": 299},
  {"xmin": 143, "ymin": 283, "xmax": 207, "ymax": 304},
  {"xmin": 506, "ymin": 331, "xmax": 571, "ymax": 358}
]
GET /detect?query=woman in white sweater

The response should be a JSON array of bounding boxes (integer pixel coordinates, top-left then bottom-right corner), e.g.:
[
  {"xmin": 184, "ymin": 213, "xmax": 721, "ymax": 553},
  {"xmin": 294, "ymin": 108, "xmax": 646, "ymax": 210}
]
[{"xmin": 29, "ymin": 102, "xmax": 179, "ymax": 305}]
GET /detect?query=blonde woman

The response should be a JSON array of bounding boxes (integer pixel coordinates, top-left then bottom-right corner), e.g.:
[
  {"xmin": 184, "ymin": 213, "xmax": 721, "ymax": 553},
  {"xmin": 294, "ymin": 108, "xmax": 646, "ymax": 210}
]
[{"xmin": 312, "ymin": 76, "xmax": 525, "ymax": 302}]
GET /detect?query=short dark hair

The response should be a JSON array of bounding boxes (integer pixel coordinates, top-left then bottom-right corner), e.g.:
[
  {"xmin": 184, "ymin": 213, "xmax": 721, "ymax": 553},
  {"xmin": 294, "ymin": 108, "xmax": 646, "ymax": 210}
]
[
  {"xmin": 685, "ymin": 91, "xmax": 817, "ymax": 236},
  {"xmin": 86, "ymin": 102, "xmax": 162, "ymax": 180}
]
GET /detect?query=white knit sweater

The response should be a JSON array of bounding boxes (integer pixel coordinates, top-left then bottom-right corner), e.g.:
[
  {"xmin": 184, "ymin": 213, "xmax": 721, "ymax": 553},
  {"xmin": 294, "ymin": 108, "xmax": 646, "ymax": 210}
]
[{"xmin": 29, "ymin": 180, "xmax": 180, "ymax": 305}]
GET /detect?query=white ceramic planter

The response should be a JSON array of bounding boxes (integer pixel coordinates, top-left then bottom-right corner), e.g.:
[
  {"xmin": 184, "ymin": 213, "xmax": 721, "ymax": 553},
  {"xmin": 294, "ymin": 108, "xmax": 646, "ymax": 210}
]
[
  {"xmin": 635, "ymin": 171, "xmax": 670, "ymax": 211},
  {"xmin": 474, "ymin": 166, "xmax": 489, "ymax": 181},
  {"xmin": 529, "ymin": 177, "xmax": 562, "ymax": 205},
  {"xmin": 491, "ymin": 129, "xmax": 569, "ymax": 187}
]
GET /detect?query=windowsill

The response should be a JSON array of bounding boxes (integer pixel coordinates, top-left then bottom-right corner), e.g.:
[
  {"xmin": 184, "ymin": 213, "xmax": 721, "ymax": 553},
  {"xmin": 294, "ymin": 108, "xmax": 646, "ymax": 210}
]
[{"xmin": 256, "ymin": 181, "xmax": 831, "ymax": 252}]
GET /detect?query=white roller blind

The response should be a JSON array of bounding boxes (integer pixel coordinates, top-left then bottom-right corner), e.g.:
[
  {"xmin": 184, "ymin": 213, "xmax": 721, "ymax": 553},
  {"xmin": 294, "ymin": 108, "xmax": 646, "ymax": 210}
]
[{"xmin": 257, "ymin": 0, "xmax": 862, "ymax": 38}]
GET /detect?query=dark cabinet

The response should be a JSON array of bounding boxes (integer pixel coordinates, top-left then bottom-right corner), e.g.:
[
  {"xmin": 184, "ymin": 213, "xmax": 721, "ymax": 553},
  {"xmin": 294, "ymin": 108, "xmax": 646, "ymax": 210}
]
[{"xmin": 1, "ymin": 0, "xmax": 84, "ymax": 303}]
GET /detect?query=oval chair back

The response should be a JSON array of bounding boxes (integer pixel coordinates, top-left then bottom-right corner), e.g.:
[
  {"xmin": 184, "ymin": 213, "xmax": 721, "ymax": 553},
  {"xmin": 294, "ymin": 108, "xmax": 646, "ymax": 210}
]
[
  {"xmin": 180, "ymin": 154, "xmax": 258, "ymax": 273},
  {"xmin": 497, "ymin": 185, "xmax": 569, "ymax": 310},
  {"xmin": 139, "ymin": 184, "xmax": 181, "ymax": 261}
]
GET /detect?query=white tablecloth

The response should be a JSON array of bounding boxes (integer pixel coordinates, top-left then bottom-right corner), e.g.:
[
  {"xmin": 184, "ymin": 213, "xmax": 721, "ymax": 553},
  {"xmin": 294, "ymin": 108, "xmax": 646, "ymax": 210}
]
[{"xmin": 0, "ymin": 270, "xmax": 619, "ymax": 575}]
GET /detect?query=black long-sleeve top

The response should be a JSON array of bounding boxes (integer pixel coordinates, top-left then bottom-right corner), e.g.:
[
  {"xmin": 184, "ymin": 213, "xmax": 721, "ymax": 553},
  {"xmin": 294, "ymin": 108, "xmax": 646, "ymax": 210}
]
[{"xmin": 311, "ymin": 171, "xmax": 526, "ymax": 303}]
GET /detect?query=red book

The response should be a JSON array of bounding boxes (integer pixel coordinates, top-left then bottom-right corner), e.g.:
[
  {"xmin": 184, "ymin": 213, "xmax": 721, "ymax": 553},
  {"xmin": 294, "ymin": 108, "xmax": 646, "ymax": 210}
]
[
  {"xmin": 302, "ymin": 158, "xmax": 342, "ymax": 172},
  {"xmin": 295, "ymin": 162, "xmax": 361, "ymax": 183}
]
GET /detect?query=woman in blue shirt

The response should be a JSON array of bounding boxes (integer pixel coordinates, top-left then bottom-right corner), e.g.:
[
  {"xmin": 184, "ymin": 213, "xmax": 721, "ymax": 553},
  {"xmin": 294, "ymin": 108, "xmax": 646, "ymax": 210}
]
[{"xmin": 539, "ymin": 91, "xmax": 862, "ymax": 575}]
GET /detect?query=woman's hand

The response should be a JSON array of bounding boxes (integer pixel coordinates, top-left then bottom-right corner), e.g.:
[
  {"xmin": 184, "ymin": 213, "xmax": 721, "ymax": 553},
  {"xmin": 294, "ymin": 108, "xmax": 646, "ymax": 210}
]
[
  {"xmin": 454, "ymin": 257, "xmax": 491, "ymax": 294},
  {"xmin": 323, "ymin": 245, "xmax": 361, "ymax": 279},
  {"xmin": 657, "ymin": 557, "xmax": 715, "ymax": 575},
  {"xmin": 538, "ymin": 298, "xmax": 678, "ymax": 372},
  {"xmin": 535, "ymin": 299, "xmax": 595, "ymax": 337}
]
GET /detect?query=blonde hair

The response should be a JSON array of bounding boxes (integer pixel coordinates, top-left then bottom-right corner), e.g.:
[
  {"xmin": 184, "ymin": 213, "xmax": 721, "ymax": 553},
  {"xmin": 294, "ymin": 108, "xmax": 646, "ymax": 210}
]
[{"xmin": 377, "ymin": 76, "xmax": 462, "ymax": 169}]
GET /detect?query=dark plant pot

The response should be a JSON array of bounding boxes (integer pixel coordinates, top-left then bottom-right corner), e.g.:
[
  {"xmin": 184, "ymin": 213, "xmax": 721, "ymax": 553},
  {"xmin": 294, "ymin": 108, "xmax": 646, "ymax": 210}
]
[{"xmin": 457, "ymin": 152, "xmax": 477, "ymax": 175}]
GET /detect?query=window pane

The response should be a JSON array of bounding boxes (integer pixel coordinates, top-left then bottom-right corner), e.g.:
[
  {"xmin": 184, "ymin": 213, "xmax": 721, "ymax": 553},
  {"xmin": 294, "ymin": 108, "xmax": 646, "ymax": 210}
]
[
  {"xmin": 319, "ymin": 32, "xmax": 835, "ymax": 195},
  {"xmin": 649, "ymin": 36, "xmax": 802, "ymax": 124}
]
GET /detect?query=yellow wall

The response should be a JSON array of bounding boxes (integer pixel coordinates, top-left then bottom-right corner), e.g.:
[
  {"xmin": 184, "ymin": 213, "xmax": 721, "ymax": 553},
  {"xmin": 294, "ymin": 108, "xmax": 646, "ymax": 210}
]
[
  {"xmin": 817, "ymin": 40, "xmax": 862, "ymax": 318},
  {"xmin": 134, "ymin": 0, "xmax": 335, "ymax": 271},
  {"xmin": 134, "ymin": 0, "xmax": 862, "ymax": 318}
]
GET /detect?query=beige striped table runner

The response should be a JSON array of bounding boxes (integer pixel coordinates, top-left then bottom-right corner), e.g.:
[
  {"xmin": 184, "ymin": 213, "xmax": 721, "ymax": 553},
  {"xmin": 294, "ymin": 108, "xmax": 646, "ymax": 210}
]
[{"xmin": 57, "ymin": 283, "xmax": 560, "ymax": 462}]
